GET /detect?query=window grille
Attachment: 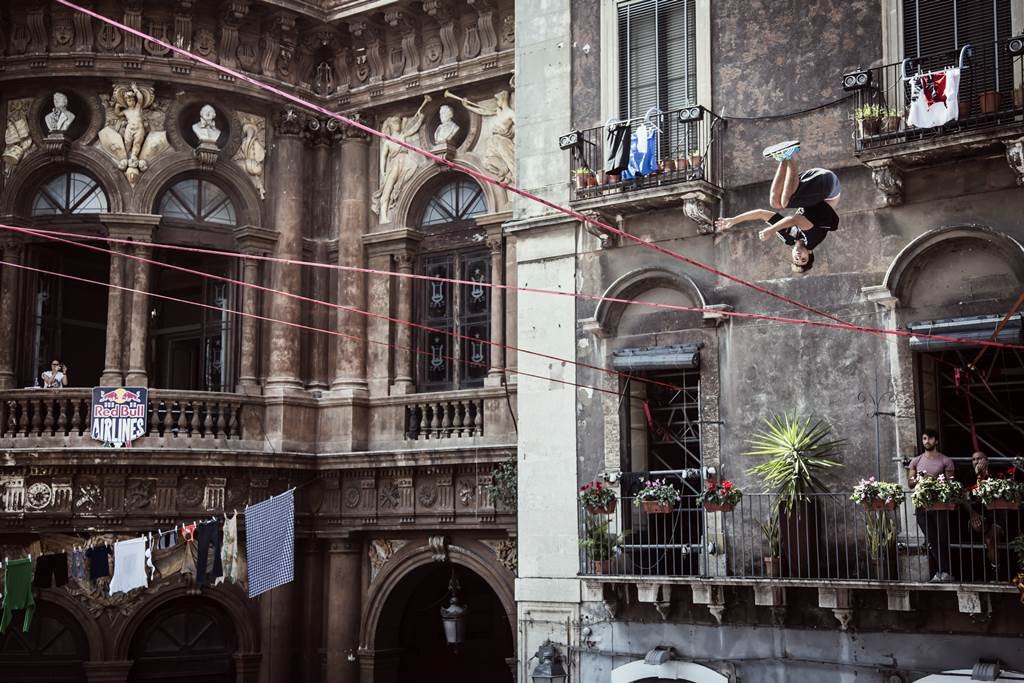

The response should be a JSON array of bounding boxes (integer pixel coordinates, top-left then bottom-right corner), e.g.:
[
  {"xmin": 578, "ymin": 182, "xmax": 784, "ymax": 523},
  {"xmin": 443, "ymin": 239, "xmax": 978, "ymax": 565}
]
[{"xmin": 31, "ymin": 172, "xmax": 108, "ymax": 216}]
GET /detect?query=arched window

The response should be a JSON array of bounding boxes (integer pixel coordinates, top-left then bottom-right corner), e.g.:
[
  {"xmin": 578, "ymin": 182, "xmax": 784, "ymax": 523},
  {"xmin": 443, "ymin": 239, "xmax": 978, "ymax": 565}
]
[
  {"xmin": 30, "ymin": 171, "xmax": 108, "ymax": 216},
  {"xmin": 415, "ymin": 177, "xmax": 490, "ymax": 392},
  {"xmin": 158, "ymin": 178, "xmax": 237, "ymax": 226}
]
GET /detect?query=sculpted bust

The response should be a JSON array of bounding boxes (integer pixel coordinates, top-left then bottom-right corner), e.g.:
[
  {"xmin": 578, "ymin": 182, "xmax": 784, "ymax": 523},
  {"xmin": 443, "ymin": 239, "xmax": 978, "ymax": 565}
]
[
  {"xmin": 433, "ymin": 104, "xmax": 460, "ymax": 145},
  {"xmin": 193, "ymin": 104, "xmax": 220, "ymax": 144},
  {"xmin": 45, "ymin": 92, "xmax": 76, "ymax": 133}
]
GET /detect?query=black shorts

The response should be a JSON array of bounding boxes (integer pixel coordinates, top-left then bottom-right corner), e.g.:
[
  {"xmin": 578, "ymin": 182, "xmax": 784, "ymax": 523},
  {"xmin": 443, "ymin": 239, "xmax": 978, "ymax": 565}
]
[{"xmin": 786, "ymin": 169, "xmax": 840, "ymax": 209}]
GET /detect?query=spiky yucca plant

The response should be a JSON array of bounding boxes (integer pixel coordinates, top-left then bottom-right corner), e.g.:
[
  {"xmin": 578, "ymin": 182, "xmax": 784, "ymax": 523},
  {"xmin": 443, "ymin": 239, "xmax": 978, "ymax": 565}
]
[{"xmin": 745, "ymin": 414, "xmax": 845, "ymax": 512}]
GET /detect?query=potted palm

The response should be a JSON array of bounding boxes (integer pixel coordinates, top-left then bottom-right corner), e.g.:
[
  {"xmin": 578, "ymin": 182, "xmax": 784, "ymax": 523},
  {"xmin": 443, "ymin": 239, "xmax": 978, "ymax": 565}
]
[
  {"xmin": 759, "ymin": 512, "xmax": 781, "ymax": 577},
  {"xmin": 851, "ymin": 477, "xmax": 905, "ymax": 511},
  {"xmin": 698, "ymin": 479, "xmax": 742, "ymax": 512},
  {"xmin": 745, "ymin": 414, "xmax": 844, "ymax": 578},
  {"xmin": 911, "ymin": 474, "xmax": 963, "ymax": 511},
  {"xmin": 866, "ymin": 512, "xmax": 897, "ymax": 581},
  {"xmin": 579, "ymin": 480, "xmax": 617, "ymax": 515},
  {"xmin": 633, "ymin": 478, "xmax": 680, "ymax": 514},
  {"xmin": 854, "ymin": 104, "xmax": 882, "ymax": 136},
  {"xmin": 971, "ymin": 474, "xmax": 1023, "ymax": 510},
  {"xmin": 579, "ymin": 519, "xmax": 623, "ymax": 575}
]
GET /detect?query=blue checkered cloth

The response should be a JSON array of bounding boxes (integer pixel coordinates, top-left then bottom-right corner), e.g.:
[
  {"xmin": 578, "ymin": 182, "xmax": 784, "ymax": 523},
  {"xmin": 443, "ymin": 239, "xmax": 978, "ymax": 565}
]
[{"xmin": 245, "ymin": 489, "xmax": 295, "ymax": 598}]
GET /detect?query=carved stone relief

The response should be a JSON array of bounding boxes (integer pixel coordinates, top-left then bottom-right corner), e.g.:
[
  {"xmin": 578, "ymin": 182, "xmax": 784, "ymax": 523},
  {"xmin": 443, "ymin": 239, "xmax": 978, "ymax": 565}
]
[
  {"xmin": 368, "ymin": 538, "xmax": 408, "ymax": 582},
  {"xmin": 483, "ymin": 538, "xmax": 517, "ymax": 574},
  {"xmin": 96, "ymin": 83, "xmax": 170, "ymax": 186},
  {"xmin": 203, "ymin": 477, "xmax": 227, "ymax": 511},
  {"xmin": 126, "ymin": 478, "xmax": 156, "ymax": 510},
  {"xmin": 446, "ymin": 89, "xmax": 515, "ymax": 184},
  {"xmin": 372, "ymin": 95, "xmax": 430, "ymax": 223},
  {"xmin": 233, "ymin": 112, "xmax": 267, "ymax": 200},
  {"xmin": 2, "ymin": 98, "xmax": 34, "ymax": 177}
]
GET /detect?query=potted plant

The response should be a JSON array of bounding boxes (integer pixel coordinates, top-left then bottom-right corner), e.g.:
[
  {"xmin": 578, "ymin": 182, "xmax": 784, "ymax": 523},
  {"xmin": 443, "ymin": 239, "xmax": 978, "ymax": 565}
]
[
  {"xmin": 851, "ymin": 477, "xmax": 906, "ymax": 511},
  {"xmin": 675, "ymin": 153, "xmax": 690, "ymax": 172},
  {"xmin": 606, "ymin": 171, "xmax": 621, "ymax": 184},
  {"xmin": 688, "ymin": 149, "xmax": 703, "ymax": 168},
  {"xmin": 759, "ymin": 512, "xmax": 781, "ymax": 577},
  {"xmin": 880, "ymin": 107, "xmax": 903, "ymax": 133},
  {"xmin": 854, "ymin": 104, "xmax": 882, "ymax": 136},
  {"xmin": 579, "ymin": 480, "xmax": 617, "ymax": 515},
  {"xmin": 698, "ymin": 479, "xmax": 742, "ymax": 512},
  {"xmin": 866, "ymin": 512, "xmax": 897, "ymax": 581},
  {"xmin": 661, "ymin": 158, "xmax": 676, "ymax": 173},
  {"xmin": 633, "ymin": 478, "xmax": 680, "ymax": 514},
  {"xmin": 574, "ymin": 167, "xmax": 592, "ymax": 190},
  {"xmin": 1010, "ymin": 534, "xmax": 1024, "ymax": 603},
  {"xmin": 911, "ymin": 474, "xmax": 963, "ymax": 511},
  {"xmin": 745, "ymin": 414, "xmax": 844, "ymax": 578},
  {"xmin": 979, "ymin": 90, "xmax": 1002, "ymax": 114},
  {"xmin": 971, "ymin": 474, "xmax": 1023, "ymax": 510},
  {"xmin": 579, "ymin": 518, "xmax": 623, "ymax": 575}
]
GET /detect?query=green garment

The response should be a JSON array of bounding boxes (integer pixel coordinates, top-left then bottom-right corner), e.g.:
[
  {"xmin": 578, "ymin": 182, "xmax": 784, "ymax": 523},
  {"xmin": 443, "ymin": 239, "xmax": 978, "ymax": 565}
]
[{"xmin": 1, "ymin": 558, "xmax": 35, "ymax": 633}]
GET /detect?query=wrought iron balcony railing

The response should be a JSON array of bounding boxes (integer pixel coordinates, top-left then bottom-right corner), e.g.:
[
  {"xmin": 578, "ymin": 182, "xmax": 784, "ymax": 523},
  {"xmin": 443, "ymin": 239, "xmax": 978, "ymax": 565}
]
[
  {"xmin": 563, "ymin": 106, "xmax": 724, "ymax": 201},
  {"xmin": 579, "ymin": 491, "xmax": 1023, "ymax": 585},
  {"xmin": 852, "ymin": 39, "xmax": 1024, "ymax": 153}
]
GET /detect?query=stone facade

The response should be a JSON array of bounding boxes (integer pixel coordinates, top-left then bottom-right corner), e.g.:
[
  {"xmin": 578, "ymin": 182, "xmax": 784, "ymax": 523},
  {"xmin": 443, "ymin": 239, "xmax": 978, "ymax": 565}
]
[{"xmin": 0, "ymin": 1, "xmax": 516, "ymax": 682}]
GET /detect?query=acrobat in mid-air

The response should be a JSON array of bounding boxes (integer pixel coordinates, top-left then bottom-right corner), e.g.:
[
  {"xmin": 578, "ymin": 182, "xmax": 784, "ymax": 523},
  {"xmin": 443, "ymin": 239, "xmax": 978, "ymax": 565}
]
[{"xmin": 715, "ymin": 141, "xmax": 840, "ymax": 273}]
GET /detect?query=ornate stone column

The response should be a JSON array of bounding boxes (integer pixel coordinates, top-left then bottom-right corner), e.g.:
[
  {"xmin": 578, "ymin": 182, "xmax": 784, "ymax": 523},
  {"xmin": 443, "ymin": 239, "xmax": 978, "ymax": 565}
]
[
  {"xmin": 0, "ymin": 235, "xmax": 24, "ymax": 389},
  {"xmin": 325, "ymin": 538, "xmax": 362, "ymax": 683},
  {"xmin": 234, "ymin": 227, "xmax": 278, "ymax": 394},
  {"xmin": 305, "ymin": 118, "xmax": 340, "ymax": 391},
  {"xmin": 392, "ymin": 249, "xmax": 416, "ymax": 394},
  {"xmin": 332, "ymin": 124, "xmax": 371, "ymax": 393},
  {"xmin": 264, "ymin": 108, "xmax": 306, "ymax": 393},
  {"xmin": 485, "ymin": 233, "xmax": 506, "ymax": 385}
]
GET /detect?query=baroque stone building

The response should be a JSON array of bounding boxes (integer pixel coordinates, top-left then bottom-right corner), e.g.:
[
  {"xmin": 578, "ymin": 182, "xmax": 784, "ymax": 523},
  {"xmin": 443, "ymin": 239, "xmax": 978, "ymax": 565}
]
[
  {"xmin": 0, "ymin": 1, "xmax": 517, "ymax": 682},
  {"xmin": 513, "ymin": 0, "xmax": 1024, "ymax": 682}
]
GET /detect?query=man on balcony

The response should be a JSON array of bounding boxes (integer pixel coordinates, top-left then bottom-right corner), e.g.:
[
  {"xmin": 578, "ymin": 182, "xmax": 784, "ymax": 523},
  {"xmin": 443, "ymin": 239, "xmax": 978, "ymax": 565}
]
[
  {"xmin": 909, "ymin": 428, "xmax": 957, "ymax": 582},
  {"xmin": 714, "ymin": 142, "xmax": 840, "ymax": 274}
]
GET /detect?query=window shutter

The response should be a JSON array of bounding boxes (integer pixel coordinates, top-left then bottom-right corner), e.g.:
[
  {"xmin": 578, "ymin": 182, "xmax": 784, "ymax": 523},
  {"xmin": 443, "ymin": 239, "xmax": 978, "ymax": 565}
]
[
  {"xmin": 902, "ymin": 0, "xmax": 1011, "ymax": 57},
  {"xmin": 618, "ymin": 0, "xmax": 697, "ymax": 120}
]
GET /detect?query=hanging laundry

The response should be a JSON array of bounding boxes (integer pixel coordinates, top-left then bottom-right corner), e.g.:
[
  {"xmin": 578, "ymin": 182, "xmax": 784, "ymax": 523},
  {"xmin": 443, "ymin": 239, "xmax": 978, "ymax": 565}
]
[
  {"xmin": 180, "ymin": 523, "xmax": 198, "ymax": 542},
  {"xmin": 69, "ymin": 548, "xmax": 86, "ymax": 580},
  {"xmin": 151, "ymin": 538, "xmax": 196, "ymax": 580},
  {"xmin": 622, "ymin": 122, "xmax": 658, "ymax": 180},
  {"xmin": 109, "ymin": 537, "xmax": 152, "ymax": 595},
  {"xmin": 217, "ymin": 512, "xmax": 247, "ymax": 587},
  {"xmin": 907, "ymin": 67, "xmax": 960, "ymax": 128},
  {"xmin": 604, "ymin": 121, "xmax": 632, "ymax": 174},
  {"xmin": 1, "ymin": 558, "xmax": 35, "ymax": 633},
  {"xmin": 32, "ymin": 553, "xmax": 69, "ymax": 589},
  {"xmin": 195, "ymin": 520, "xmax": 224, "ymax": 587},
  {"xmin": 86, "ymin": 545, "xmax": 113, "ymax": 580},
  {"xmin": 246, "ymin": 489, "xmax": 295, "ymax": 598},
  {"xmin": 156, "ymin": 530, "xmax": 178, "ymax": 550}
]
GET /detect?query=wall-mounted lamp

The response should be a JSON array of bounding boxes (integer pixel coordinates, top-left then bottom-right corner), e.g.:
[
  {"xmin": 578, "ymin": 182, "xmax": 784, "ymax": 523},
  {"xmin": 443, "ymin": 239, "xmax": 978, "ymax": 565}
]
[
  {"xmin": 841, "ymin": 69, "xmax": 872, "ymax": 91},
  {"xmin": 558, "ymin": 130, "xmax": 581, "ymax": 151},
  {"xmin": 439, "ymin": 571, "xmax": 468, "ymax": 648},
  {"xmin": 1008, "ymin": 34, "xmax": 1024, "ymax": 56},
  {"xmin": 531, "ymin": 641, "xmax": 567, "ymax": 683},
  {"xmin": 677, "ymin": 106, "xmax": 704, "ymax": 123}
]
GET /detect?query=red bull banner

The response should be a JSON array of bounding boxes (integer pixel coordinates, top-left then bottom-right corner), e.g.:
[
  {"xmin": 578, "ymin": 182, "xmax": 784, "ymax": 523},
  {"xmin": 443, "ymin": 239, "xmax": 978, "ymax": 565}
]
[{"xmin": 90, "ymin": 387, "xmax": 148, "ymax": 446}]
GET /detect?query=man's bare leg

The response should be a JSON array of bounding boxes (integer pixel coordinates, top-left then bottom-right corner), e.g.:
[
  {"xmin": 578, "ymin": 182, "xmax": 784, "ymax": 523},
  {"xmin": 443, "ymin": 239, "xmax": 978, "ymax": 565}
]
[
  {"xmin": 769, "ymin": 160, "xmax": 788, "ymax": 209},
  {"xmin": 780, "ymin": 157, "xmax": 800, "ymax": 207}
]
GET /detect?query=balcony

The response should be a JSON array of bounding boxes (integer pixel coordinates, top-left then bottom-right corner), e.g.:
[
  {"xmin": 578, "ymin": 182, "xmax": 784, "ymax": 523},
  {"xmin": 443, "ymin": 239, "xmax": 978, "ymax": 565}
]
[
  {"xmin": 579, "ymin": 490, "xmax": 1021, "ymax": 623},
  {"xmin": 850, "ymin": 39, "xmax": 1024, "ymax": 204},
  {"xmin": 562, "ymin": 106, "xmax": 724, "ymax": 234}
]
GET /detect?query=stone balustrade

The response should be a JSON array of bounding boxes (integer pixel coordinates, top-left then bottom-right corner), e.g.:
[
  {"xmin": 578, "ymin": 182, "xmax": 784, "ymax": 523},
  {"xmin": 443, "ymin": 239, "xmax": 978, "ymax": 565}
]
[{"xmin": 404, "ymin": 396, "xmax": 484, "ymax": 440}]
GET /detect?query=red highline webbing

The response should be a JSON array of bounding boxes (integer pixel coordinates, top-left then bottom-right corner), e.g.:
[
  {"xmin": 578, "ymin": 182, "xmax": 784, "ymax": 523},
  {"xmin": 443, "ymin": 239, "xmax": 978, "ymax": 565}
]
[
  {"xmin": 4, "ymin": 223, "xmax": 1022, "ymax": 352},
  {"xmin": 55, "ymin": 0, "xmax": 853, "ymax": 329}
]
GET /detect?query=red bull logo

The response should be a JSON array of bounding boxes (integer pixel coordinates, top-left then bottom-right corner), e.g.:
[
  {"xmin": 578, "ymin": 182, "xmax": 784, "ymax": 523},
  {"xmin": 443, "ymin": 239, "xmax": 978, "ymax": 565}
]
[
  {"xmin": 98, "ymin": 387, "xmax": 142, "ymax": 404},
  {"xmin": 91, "ymin": 386, "xmax": 148, "ymax": 446}
]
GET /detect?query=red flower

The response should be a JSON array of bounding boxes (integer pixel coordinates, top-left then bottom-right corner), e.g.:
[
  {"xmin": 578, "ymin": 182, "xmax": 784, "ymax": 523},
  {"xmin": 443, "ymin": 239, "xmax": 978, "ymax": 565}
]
[
  {"xmin": 722, "ymin": 481, "xmax": 733, "ymax": 491},
  {"xmin": 1009, "ymin": 467, "xmax": 1017, "ymax": 477},
  {"xmin": 595, "ymin": 481, "xmax": 603, "ymax": 489},
  {"xmin": 707, "ymin": 481, "xmax": 716, "ymax": 490}
]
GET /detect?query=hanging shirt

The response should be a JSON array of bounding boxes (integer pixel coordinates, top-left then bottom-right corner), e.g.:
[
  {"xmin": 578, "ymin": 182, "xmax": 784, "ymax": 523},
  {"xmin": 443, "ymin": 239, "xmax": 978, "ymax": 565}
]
[
  {"xmin": 604, "ymin": 121, "xmax": 632, "ymax": 174},
  {"xmin": 217, "ymin": 512, "xmax": 247, "ymax": 587},
  {"xmin": 109, "ymin": 537, "xmax": 152, "ymax": 595},
  {"xmin": 86, "ymin": 545, "xmax": 113, "ymax": 580},
  {"xmin": 622, "ymin": 123, "xmax": 658, "ymax": 180},
  {"xmin": 69, "ymin": 549, "xmax": 86, "ymax": 580},
  {"xmin": 1, "ymin": 558, "xmax": 35, "ymax": 633},
  {"xmin": 907, "ymin": 67, "xmax": 960, "ymax": 128}
]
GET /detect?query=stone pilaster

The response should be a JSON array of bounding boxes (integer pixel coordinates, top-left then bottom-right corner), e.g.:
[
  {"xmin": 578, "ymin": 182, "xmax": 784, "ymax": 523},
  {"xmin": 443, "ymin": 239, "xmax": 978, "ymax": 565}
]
[
  {"xmin": 392, "ymin": 250, "xmax": 416, "ymax": 394},
  {"xmin": 265, "ymin": 108, "xmax": 306, "ymax": 393},
  {"xmin": 259, "ymin": 578, "xmax": 295, "ymax": 683},
  {"xmin": 99, "ymin": 245, "xmax": 127, "ymax": 386},
  {"xmin": 332, "ymin": 125, "xmax": 371, "ymax": 393},
  {"xmin": 0, "ymin": 234, "xmax": 24, "ymax": 389},
  {"xmin": 325, "ymin": 538, "xmax": 362, "ymax": 683},
  {"xmin": 234, "ymin": 226, "xmax": 278, "ymax": 394}
]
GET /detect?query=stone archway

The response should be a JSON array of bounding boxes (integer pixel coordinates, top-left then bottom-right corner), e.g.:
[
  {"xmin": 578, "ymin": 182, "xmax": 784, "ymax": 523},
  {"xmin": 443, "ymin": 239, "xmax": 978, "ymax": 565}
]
[
  {"xmin": 611, "ymin": 659, "xmax": 729, "ymax": 683},
  {"xmin": 0, "ymin": 599, "xmax": 92, "ymax": 683}
]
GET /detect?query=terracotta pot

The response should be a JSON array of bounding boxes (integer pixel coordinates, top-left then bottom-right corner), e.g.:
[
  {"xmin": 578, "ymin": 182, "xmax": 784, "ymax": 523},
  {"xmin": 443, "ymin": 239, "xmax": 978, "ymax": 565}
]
[
  {"xmin": 575, "ymin": 174, "xmax": 588, "ymax": 190},
  {"xmin": 641, "ymin": 500, "xmax": 673, "ymax": 514},
  {"xmin": 986, "ymin": 499, "xmax": 1020, "ymax": 510},
  {"xmin": 586, "ymin": 499, "xmax": 617, "ymax": 515},
  {"xmin": 703, "ymin": 502, "xmax": 734, "ymax": 513},
  {"xmin": 958, "ymin": 98, "xmax": 971, "ymax": 119},
  {"xmin": 858, "ymin": 117, "xmax": 881, "ymax": 136},
  {"xmin": 925, "ymin": 502, "xmax": 957, "ymax": 512},
  {"xmin": 689, "ymin": 154, "xmax": 703, "ymax": 168},
  {"xmin": 591, "ymin": 559, "xmax": 611, "ymax": 575},
  {"xmin": 763, "ymin": 556, "xmax": 781, "ymax": 578},
  {"xmin": 880, "ymin": 116, "xmax": 901, "ymax": 133},
  {"xmin": 979, "ymin": 91, "xmax": 1002, "ymax": 114},
  {"xmin": 864, "ymin": 499, "xmax": 896, "ymax": 511},
  {"xmin": 870, "ymin": 556, "xmax": 896, "ymax": 581},
  {"xmin": 585, "ymin": 173, "xmax": 598, "ymax": 188},
  {"xmin": 676, "ymin": 158, "xmax": 690, "ymax": 171},
  {"xmin": 606, "ymin": 172, "xmax": 620, "ymax": 184}
]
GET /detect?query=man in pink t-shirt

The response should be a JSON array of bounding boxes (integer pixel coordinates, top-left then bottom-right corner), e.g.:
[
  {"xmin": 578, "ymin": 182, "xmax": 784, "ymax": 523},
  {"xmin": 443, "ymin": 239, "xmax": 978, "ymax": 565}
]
[{"xmin": 908, "ymin": 428, "xmax": 957, "ymax": 582}]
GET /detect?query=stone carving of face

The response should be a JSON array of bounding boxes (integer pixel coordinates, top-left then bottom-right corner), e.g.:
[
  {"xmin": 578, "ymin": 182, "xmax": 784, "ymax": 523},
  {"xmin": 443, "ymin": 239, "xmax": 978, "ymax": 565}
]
[
  {"xmin": 439, "ymin": 105, "xmax": 453, "ymax": 123},
  {"xmin": 200, "ymin": 105, "xmax": 216, "ymax": 124},
  {"xmin": 53, "ymin": 93, "xmax": 68, "ymax": 110}
]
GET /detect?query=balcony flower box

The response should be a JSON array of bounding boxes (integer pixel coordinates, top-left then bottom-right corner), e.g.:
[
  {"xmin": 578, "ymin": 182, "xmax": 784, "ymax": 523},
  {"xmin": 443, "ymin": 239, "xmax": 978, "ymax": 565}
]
[
  {"xmin": 579, "ymin": 480, "xmax": 617, "ymax": 516},
  {"xmin": 911, "ymin": 474, "xmax": 963, "ymax": 511},
  {"xmin": 865, "ymin": 499, "xmax": 897, "ymax": 511},
  {"xmin": 986, "ymin": 500, "xmax": 1020, "ymax": 510},
  {"xmin": 925, "ymin": 502, "xmax": 957, "ymax": 511},
  {"xmin": 851, "ymin": 477, "xmax": 905, "ymax": 511},
  {"xmin": 633, "ymin": 478, "xmax": 680, "ymax": 515},
  {"xmin": 579, "ymin": 519, "xmax": 623, "ymax": 574},
  {"xmin": 971, "ymin": 472, "xmax": 1023, "ymax": 510},
  {"xmin": 698, "ymin": 479, "xmax": 742, "ymax": 513}
]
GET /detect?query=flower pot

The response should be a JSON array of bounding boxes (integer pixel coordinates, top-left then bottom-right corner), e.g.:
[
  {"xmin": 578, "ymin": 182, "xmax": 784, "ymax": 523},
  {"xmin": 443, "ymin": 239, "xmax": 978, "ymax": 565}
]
[
  {"xmin": 958, "ymin": 98, "xmax": 971, "ymax": 119},
  {"xmin": 574, "ymin": 175, "xmax": 588, "ymax": 190},
  {"xmin": 870, "ymin": 556, "xmax": 896, "ymax": 581},
  {"xmin": 641, "ymin": 500, "xmax": 673, "ymax": 514},
  {"xmin": 606, "ymin": 172, "xmax": 620, "ymax": 184},
  {"xmin": 591, "ymin": 559, "xmax": 611, "ymax": 575},
  {"xmin": 979, "ymin": 91, "xmax": 1002, "ymax": 114},
  {"xmin": 864, "ymin": 500, "xmax": 896, "ymax": 511},
  {"xmin": 703, "ymin": 502, "xmax": 734, "ymax": 513},
  {"xmin": 585, "ymin": 173, "xmax": 598, "ymax": 188},
  {"xmin": 924, "ymin": 502, "xmax": 957, "ymax": 512},
  {"xmin": 586, "ymin": 499, "xmax": 617, "ymax": 515},
  {"xmin": 858, "ymin": 117, "xmax": 881, "ymax": 136},
  {"xmin": 689, "ymin": 155, "xmax": 703, "ymax": 168},
  {"xmin": 763, "ymin": 556, "xmax": 781, "ymax": 578},
  {"xmin": 985, "ymin": 499, "xmax": 1020, "ymax": 510},
  {"xmin": 880, "ymin": 116, "xmax": 902, "ymax": 133},
  {"xmin": 662, "ymin": 158, "xmax": 676, "ymax": 172},
  {"xmin": 676, "ymin": 158, "xmax": 689, "ymax": 171}
]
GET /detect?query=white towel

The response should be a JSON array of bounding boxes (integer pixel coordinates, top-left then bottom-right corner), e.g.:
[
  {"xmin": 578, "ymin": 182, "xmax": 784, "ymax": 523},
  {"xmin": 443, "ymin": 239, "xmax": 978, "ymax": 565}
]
[
  {"xmin": 907, "ymin": 67, "xmax": 960, "ymax": 129},
  {"xmin": 109, "ymin": 537, "xmax": 151, "ymax": 595}
]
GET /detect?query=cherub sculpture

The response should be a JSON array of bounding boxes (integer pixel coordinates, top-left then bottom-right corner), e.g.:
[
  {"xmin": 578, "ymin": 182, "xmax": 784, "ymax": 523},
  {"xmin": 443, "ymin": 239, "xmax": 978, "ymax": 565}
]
[{"xmin": 97, "ymin": 83, "xmax": 169, "ymax": 186}]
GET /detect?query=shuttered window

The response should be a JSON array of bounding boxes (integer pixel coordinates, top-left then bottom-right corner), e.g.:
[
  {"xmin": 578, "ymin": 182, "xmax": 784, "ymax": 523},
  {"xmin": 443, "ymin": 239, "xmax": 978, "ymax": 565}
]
[
  {"xmin": 902, "ymin": 0, "xmax": 1011, "ymax": 57},
  {"xmin": 618, "ymin": 0, "xmax": 697, "ymax": 120}
]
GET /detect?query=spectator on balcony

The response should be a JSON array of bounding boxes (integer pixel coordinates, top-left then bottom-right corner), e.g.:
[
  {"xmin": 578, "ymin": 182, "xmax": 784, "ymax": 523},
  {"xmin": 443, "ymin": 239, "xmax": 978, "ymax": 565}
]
[
  {"xmin": 40, "ymin": 360, "xmax": 68, "ymax": 389},
  {"xmin": 965, "ymin": 450, "xmax": 1003, "ymax": 570},
  {"xmin": 909, "ymin": 428, "xmax": 956, "ymax": 582},
  {"xmin": 714, "ymin": 142, "xmax": 840, "ymax": 274}
]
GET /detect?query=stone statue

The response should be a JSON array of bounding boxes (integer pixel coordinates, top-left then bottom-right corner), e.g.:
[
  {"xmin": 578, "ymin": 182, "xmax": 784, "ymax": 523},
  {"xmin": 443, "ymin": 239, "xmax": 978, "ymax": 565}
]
[
  {"xmin": 2, "ymin": 98, "xmax": 34, "ymax": 175},
  {"xmin": 445, "ymin": 89, "xmax": 515, "ymax": 184},
  {"xmin": 97, "ymin": 83, "xmax": 169, "ymax": 186},
  {"xmin": 45, "ymin": 92, "xmax": 76, "ymax": 133},
  {"xmin": 41, "ymin": 360, "xmax": 68, "ymax": 389},
  {"xmin": 234, "ymin": 114, "xmax": 267, "ymax": 200},
  {"xmin": 192, "ymin": 104, "xmax": 220, "ymax": 144},
  {"xmin": 433, "ymin": 104, "xmax": 460, "ymax": 145},
  {"xmin": 372, "ymin": 95, "xmax": 430, "ymax": 223}
]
